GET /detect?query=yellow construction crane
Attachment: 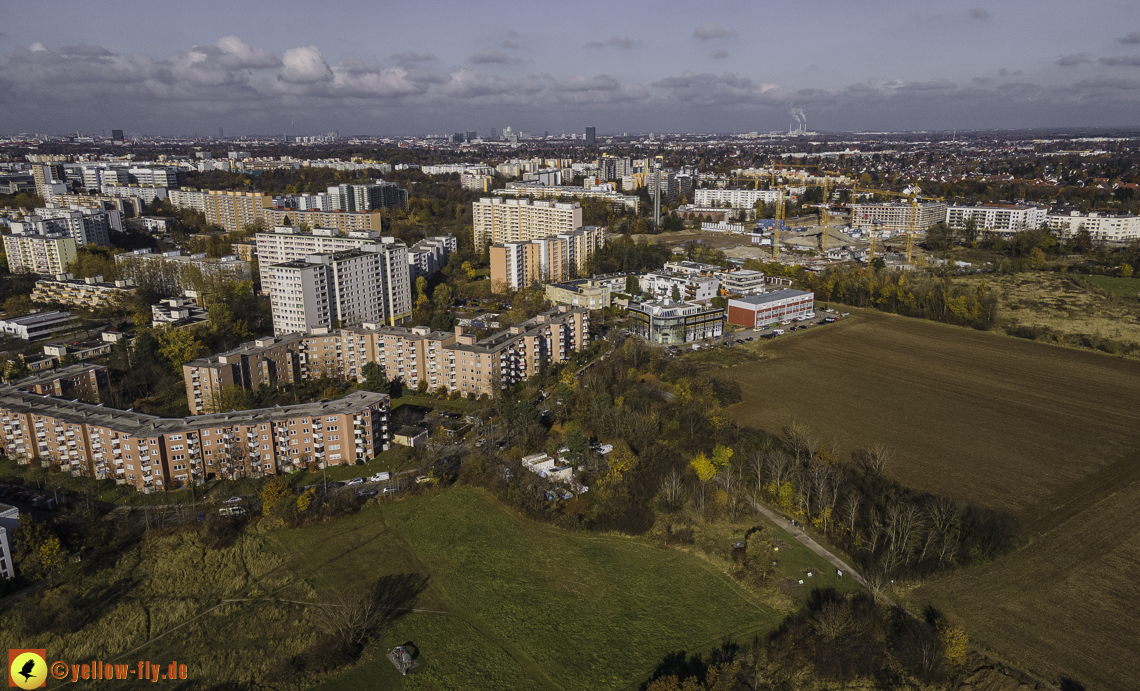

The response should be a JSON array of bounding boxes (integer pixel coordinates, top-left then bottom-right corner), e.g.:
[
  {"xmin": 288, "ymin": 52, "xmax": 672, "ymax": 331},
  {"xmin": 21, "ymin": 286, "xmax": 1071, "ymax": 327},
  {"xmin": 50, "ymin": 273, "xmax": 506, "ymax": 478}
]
[{"xmin": 852, "ymin": 186, "xmax": 944, "ymax": 264}]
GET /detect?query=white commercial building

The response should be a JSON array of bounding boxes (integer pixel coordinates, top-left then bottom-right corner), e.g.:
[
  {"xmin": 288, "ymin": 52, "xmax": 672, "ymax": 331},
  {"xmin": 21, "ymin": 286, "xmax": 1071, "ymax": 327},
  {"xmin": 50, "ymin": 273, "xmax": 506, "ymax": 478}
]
[
  {"xmin": 945, "ymin": 205, "xmax": 1047, "ymax": 234},
  {"xmin": 639, "ymin": 271, "xmax": 720, "ymax": 303},
  {"xmin": 851, "ymin": 202, "xmax": 948, "ymax": 232},
  {"xmin": 0, "ymin": 310, "xmax": 80, "ymax": 340},
  {"xmin": 474, "ymin": 197, "xmax": 584, "ymax": 248},
  {"xmin": 694, "ymin": 188, "xmax": 782, "ymax": 208},
  {"xmin": 1046, "ymin": 211, "xmax": 1140, "ymax": 242}
]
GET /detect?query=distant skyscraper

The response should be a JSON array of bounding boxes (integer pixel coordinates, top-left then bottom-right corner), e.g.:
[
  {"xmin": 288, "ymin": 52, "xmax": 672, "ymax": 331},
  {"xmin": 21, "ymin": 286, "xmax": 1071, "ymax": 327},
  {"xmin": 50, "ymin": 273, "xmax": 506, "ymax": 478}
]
[
  {"xmin": 218, "ymin": 127, "xmax": 224, "ymax": 139},
  {"xmin": 466, "ymin": 131, "xmax": 478, "ymax": 142},
  {"xmin": 586, "ymin": 127, "xmax": 596, "ymax": 145},
  {"xmin": 111, "ymin": 129, "xmax": 124, "ymax": 144}
]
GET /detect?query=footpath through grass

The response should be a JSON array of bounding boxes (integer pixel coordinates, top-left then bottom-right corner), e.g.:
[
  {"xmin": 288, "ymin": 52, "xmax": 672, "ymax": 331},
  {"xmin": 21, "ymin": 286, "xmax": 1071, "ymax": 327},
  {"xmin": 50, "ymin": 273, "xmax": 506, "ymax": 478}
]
[{"xmin": 269, "ymin": 488, "xmax": 783, "ymax": 691}]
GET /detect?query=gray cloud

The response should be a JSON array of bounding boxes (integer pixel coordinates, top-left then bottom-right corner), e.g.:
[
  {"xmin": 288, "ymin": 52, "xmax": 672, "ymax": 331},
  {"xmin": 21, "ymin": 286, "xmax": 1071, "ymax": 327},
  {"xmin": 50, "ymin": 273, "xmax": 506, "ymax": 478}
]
[
  {"xmin": 391, "ymin": 51, "xmax": 437, "ymax": 65},
  {"xmin": 693, "ymin": 23, "xmax": 736, "ymax": 40},
  {"xmin": 553, "ymin": 74, "xmax": 649, "ymax": 104},
  {"xmin": 584, "ymin": 36, "xmax": 641, "ymax": 50},
  {"xmin": 1100, "ymin": 56, "xmax": 1140, "ymax": 66},
  {"xmin": 969, "ymin": 7, "xmax": 991, "ymax": 20},
  {"xmin": 1056, "ymin": 53, "xmax": 1091, "ymax": 67},
  {"xmin": 469, "ymin": 49, "xmax": 513, "ymax": 64},
  {"xmin": 710, "ymin": 49, "xmax": 729, "ymax": 60},
  {"xmin": 1118, "ymin": 32, "xmax": 1140, "ymax": 44},
  {"xmin": 501, "ymin": 40, "xmax": 520, "ymax": 50}
]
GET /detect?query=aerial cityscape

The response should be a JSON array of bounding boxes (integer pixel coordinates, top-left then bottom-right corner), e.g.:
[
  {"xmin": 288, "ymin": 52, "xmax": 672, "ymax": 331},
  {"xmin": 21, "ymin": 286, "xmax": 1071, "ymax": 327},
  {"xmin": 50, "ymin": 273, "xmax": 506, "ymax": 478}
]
[{"xmin": 0, "ymin": 2, "xmax": 1138, "ymax": 690}]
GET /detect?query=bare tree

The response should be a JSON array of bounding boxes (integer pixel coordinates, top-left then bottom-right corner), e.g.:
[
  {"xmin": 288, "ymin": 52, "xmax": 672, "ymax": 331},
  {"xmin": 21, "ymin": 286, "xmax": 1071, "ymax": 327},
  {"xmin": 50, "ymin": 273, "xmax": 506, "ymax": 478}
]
[
  {"xmin": 717, "ymin": 462, "xmax": 741, "ymax": 520},
  {"xmin": 763, "ymin": 449, "xmax": 794, "ymax": 493},
  {"xmin": 840, "ymin": 492, "xmax": 862, "ymax": 537},
  {"xmin": 659, "ymin": 469, "xmax": 683, "ymax": 512},
  {"xmin": 858, "ymin": 443, "xmax": 895, "ymax": 476},
  {"xmin": 781, "ymin": 421, "xmax": 818, "ymax": 462}
]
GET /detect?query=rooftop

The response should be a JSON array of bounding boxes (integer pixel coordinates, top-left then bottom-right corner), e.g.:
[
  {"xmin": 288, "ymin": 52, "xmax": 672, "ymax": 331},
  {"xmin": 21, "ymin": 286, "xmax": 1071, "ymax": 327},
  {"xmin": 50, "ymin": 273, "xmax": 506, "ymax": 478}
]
[{"xmin": 729, "ymin": 289, "xmax": 813, "ymax": 305}]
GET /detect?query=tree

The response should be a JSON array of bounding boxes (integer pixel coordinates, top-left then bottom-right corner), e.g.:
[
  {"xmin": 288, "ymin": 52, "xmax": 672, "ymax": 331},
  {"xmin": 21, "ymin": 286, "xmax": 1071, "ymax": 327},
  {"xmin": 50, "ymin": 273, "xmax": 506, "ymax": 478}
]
[
  {"xmin": 430, "ymin": 312, "xmax": 457, "ymax": 331},
  {"xmin": 415, "ymin": 276, "xmax": 428, "ymax": 300},
  {"xmin": 924, "ymin": 222, "xmax": 956, "ymax": 251},
  {"xmin": 159, "ymin": 329, "xmax": 206, "ymax": 371},
  {"xmin": 361, "ymin": 362, "xmax": 391, "ymax": 394},
  {"xmin": 1029, "ymin": 247, "xmax": 1047, "ymax": 270},
  {"xmin": 6, "ymin": 357, "xmax": 30, "ymax": 381},
  {"xmin": 3, "ymin": 295, "xmax": 34, "ymax": 318},
  {"xmin": 870, "ymin": 256, "xmax": 886, "ymax": 270},
  {"xmin": 207, "ymin": 384, "xmax": 250, "ymax": 414},
  {"xmin": 957, "ymin": 217, "xmax": 979, "ymax": 246},
  {"xmin": 260, "ymin": 476, "xmax": 292, "ymax": 517},
  {"xmin": 624, "ymin": 274, "xmax": 640, "ymax": 295},
  {"xmin": 1120, "ymin": 263, "xmax": 1134, "ymax": 278},
  {"xmin": 670, "ymin": 284, "xmax": 681, "ymax": 302},
  {"xmin": 432, "ymin": 283, "xmax": 453, "ymax": 311}
]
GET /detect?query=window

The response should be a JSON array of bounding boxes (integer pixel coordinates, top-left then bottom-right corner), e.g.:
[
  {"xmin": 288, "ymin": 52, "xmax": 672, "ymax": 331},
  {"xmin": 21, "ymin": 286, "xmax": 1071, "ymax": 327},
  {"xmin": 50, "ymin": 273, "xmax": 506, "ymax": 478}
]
[
  {"xmin": 169, "ymin": 434, "xmax": 183, "ymax": 441},
  {"xmin": 171, "ymin": 445, "xmax": 184, "ymax": 451}
]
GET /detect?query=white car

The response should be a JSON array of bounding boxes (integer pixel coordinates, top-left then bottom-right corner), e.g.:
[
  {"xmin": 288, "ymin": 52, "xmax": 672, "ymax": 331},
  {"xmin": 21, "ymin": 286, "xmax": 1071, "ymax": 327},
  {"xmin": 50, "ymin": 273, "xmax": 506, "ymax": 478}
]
[
  {"xmin": 223, "ymin": 496, "xmax": 242, "ymax": 504},
  {"xmin": 347, "ymin": 477, "xmax": 364, "ymax": 486},
  {"xmin": 369, "ymin": 472, "xmax": 390, "ymax": 482}
]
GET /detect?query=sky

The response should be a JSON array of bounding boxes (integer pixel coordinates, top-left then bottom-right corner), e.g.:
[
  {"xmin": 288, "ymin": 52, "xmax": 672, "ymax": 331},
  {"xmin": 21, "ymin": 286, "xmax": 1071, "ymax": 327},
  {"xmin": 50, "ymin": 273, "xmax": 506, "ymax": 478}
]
[{"xmin": 2, "ymin": 0, "xmax": 1140, "ymax": 136}]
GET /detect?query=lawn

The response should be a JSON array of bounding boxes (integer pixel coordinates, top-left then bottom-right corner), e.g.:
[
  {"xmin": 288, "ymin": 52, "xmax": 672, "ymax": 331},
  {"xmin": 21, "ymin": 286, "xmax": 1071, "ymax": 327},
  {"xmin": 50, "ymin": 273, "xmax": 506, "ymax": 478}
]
[
  {"xmin": 705, "ymin": 308, "xmax": 1140, "ymax": 690},
  {"xmin": 267, "ymin": 488, "xmax": 789, "ymax": 691},
  {"xmin": 1082, "ymin": 273, "xmax": 1140, "ymax": 298}
]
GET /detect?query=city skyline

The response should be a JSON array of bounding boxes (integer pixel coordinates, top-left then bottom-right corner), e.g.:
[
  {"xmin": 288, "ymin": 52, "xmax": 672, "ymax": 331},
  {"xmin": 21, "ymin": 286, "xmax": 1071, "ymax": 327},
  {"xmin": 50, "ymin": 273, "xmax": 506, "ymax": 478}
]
[{"xmin": 1, "ymin": 0, "xmax": 1140, "ymax": 135}]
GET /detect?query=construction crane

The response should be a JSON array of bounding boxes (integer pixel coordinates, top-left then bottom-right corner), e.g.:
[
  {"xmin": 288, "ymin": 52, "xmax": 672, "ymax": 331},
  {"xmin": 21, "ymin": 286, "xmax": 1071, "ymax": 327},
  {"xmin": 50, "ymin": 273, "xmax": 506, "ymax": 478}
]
[{"xmin": 852, "ymin": 186, "xmax": 944, "ymax": 265}]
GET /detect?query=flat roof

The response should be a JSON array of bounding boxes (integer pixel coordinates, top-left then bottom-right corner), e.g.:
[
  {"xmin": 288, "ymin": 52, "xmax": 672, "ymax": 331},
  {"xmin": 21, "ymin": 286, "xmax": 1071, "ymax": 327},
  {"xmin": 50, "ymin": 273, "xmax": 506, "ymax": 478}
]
[{"xmin": 729, "ymin": 289, "xmax": 813, "ymax": 306}]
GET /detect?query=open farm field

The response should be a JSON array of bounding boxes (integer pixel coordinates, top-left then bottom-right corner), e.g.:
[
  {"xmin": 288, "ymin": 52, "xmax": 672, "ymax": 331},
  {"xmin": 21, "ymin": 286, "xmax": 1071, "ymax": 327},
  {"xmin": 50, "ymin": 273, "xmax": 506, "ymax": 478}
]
[
  {"xmin": 709, "ymin": 309, "xmax": 1140, "ymax": 690},
  {"xmin": 957, "ymin": 271, "xmax": 1140, "ymax": 353}
]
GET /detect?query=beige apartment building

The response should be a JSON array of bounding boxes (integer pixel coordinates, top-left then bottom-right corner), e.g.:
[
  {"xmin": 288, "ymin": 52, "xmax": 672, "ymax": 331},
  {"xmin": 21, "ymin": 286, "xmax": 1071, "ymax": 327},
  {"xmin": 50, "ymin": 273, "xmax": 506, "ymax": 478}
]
[
  {"xmin": 0, "ymin": 387, "xmax": 390, "ymax": 493},
  {"xmin": 473, "ymin": 197, "xmax": 583, "ymax": 248},
  {"xmin": 3, "ymin": 234, "xmax": 78, "ymax": 275},
  {"xmin": 32, "ymin": 274, "xmax": 136, "ymax": 309},
  {"xmin": 260, "ymin": 208, "xmax": 385, "ymax": 234},
  {"xmin": 183, "ymin": 306, "xmax": 590, "ymax": 413},
  {"xmin": 489, "ymin": 226, "xmax": 604, "ymax": 292},
  {"xmin": 168, "ymin": 189, "xmax": 273, "ymax": 233}
]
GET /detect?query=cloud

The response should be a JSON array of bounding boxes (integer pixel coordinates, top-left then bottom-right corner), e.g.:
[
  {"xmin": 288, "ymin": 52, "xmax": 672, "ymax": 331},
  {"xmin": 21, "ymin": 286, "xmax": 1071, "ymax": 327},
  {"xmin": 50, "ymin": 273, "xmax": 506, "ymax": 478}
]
[
  {"xmin": 278, "ymin": 46, "xmax": 333, "ymax": 84},
  {"xmin": 710, "ymin": 49, "xmax": 729, "ymax": 60},
  {"xmin": 553, "ymin": 74, "xmax": 649, "ymax": 104},
  {"xmin": 501, "ymin": 40, "xmax": 520, "ymax": 50},
  {"xmin": 391, "ymin": 51, "xmax": 437, "ymax": 65},
  {"xmin": 1100, "ymin": 56, "xmax": 1140, "ymax": 66},
  {"xmin": 1056, "ymin": 53, "xmax": 1091, "ymax": 67},
  {"xmin": 585, "ymin": 35, "xmax": 641, "ymax": 50},
  {"xmin": 469, "ymin": 49, "xmax": 512, "ymax": 64},
  {"xmin": 968, "ymin": 7, "xmax": 991, "ymax": 20},
  {"xmin": 693, "ymin": 22, "xmax": 736, "ymax": 40},
  {"xmin": 1118, "ymin": 32, "xmax": 1140, "ymax": 44},
  {"xmin": 653, "ymin": 71, "xmax": 787, "ymax": 106}
]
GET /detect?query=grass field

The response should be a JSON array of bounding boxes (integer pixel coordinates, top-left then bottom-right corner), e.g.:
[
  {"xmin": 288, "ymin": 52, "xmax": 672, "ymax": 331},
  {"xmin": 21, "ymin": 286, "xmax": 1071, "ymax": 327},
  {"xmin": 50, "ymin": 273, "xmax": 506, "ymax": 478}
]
[
  {"xmin": 957, "ymin": 271, "xmax": 1140, "ymax": 352},
  {"xmin": 706, "ymin": 308, "xmax": 1140, "ymax": 690},
  {"xmin": 270, "ymin": 488, "xmax": 789, "ymax": 691}
]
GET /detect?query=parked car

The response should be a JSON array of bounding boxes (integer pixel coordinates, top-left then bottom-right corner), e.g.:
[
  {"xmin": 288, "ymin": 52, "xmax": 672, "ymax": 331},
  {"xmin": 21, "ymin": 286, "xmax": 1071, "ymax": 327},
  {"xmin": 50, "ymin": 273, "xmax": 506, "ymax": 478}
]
[
  {"xmin": 219, "ymin": 506, "xmax": 246, "ymax": 517},
  {"xmin": 347, "ymin": 477, "xmax": 364, "ymax": 486},
  {"xmin": 223, "ymin": 496, "xmax": 242, "ymax": 504},
  {"xmin": 414, "ymin": 475, "xmax": 432, "ymax": 484},
  {"xmin": 357, "ymin": 489, "xmax": 378, "ymax": 497},
  {"xmin": 382, "ymin": 486, "xmax": 400, "ymax": 494}
]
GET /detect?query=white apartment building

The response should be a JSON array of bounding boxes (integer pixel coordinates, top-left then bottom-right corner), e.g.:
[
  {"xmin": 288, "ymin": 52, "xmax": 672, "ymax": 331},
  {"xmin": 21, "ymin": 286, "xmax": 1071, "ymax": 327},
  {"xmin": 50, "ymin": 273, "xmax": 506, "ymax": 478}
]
[
  {"xmin": 10, "ymin": 207, "xmax": 117, "ymax": 246},
  {"xmin": 3, "ymin": 234, "xmax": 78, "ymax": 275},
  {"xmin": 945, "ymin": 205, "xmax": 1047, "ymax": 234},
  {"xmin": 267, "ymin": 251, "xmax": 388, "ymax": 336},
  {"xmin": 1046, "ymin": 211, "xmax": 1140, "ymax": 242},
  {"xmin": 694, "ymin": 188, "xmax": 782, "ymax": 208},
  {"xmin": 408, "ymin": 235, "xmax": 458, "ymax": 282},
  {"xmin": 255, "ymin": 226, "xmax": 411, "ymax": 325},
  {"xmin": 473, "ymin": 197, "xmax": 583, "ymax": 247},
  {"xmin": 851, "ymin": 202, "xmax": 948, "ymax": 232},
  {"xmin": 489, "ymin": 227, "xmax": 605, "ymax": 291}
]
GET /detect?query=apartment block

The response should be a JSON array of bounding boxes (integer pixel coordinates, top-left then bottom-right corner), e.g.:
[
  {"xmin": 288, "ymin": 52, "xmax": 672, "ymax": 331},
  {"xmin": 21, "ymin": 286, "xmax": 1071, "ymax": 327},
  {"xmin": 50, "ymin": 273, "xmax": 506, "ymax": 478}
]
[
  {"xmin": 3, "ymin": 233, "xmax": 78, "ymax": 275},
  {"xmin": 694, "ymin": 188, "xmax": 783, "ymax": 208},
  {"xmin": 325, "ymin": 182, "xmax": 408, "ymax": 211},
  {"xmin": 489, "ymin": 226, "xmax": 604, "ymax": 292},
  {"xmin": 32, "ymin": 274, "xmax": 135, "ymax": 308},
  {"xmin": 168, "ymin": 189, "xmax": 272, "ymax": 233},
  {"xmin": 851, "ymin": 202, "xmax": 948, "ymax": 232},
  {"xmin": 183, "ymin": 307, "xmax": 590, "ymax": 409},
  {"xmin": 9, "ymin": 206, "xmax": 117, "ymax": 246},
  {"xmin": 259, "ymin": 208, "xmax": 385, "ymax": 234},
  {"xmin": 257, "ymin": 226, "xmax": 411, "ymax": 327},
  {"xmin": 408, "ymin": 235, "xmax": 457, "ymax": 282},
  {"xmin": 945, "ymin": 205, "xmax": 1047, "ymax": 234},
  {"xmin": 639, "ymin": 271, "xmax": 720, "ymax": 303},
  {"xmin": 12, "ymin": 363, "xmax": 110, "ymax": 404},
  {"xmin": 267, "ymin": 251, "xmax": 388, "ymax": 336},
  {"xmin": 473, "ymin": 197, "xmax": 583, "ymax": 248},
  {"xmin": 0, "ymin": 387, "xmax": 390, "ymax": 492},
  {"xmin": 1047, "ymin": 210, "xmax": 1140, "ymax": 242}
]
